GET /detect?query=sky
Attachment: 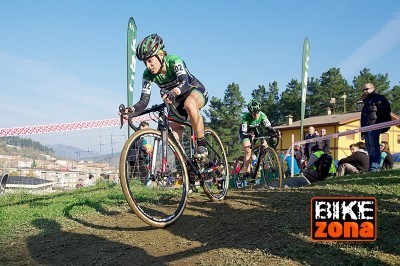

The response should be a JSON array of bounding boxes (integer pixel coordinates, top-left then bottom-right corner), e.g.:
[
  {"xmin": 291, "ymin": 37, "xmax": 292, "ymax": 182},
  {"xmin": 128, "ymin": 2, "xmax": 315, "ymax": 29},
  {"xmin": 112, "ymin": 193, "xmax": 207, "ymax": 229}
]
[{"xmin": 1, "ymin": 0, "xmax": 400, "ymax": 155}]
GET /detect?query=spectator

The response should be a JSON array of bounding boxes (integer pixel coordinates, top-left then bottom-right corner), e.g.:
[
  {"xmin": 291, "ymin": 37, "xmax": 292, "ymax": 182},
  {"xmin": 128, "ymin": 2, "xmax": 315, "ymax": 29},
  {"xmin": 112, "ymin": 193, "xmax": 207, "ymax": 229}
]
[
  {"xmin": 302, "ymin": 145, "xmax": 330, "ymax": 183},
  {"xmin": 380, "ymin": 141, "xmax": 394, "ymax": 170},
  {"xmin": 318, "ymin": 128, "xmax": 331, "ymax": 154},
  {"xmin": 284, "ymin": 149, "xmax": 301, "ymax": 177},
  {"xmin": 337, "ymin": 142, "xmax": 369, "ymax": 176},
  {"xmin": 361, "ymin": 83, "xmax": 392, "ymax": 172},
  {"xmin": 128, "ymin": 122, "xmax": 150, "ymax": 178},
  {"xmin": 293, "ymin": 145, "xmax": 305, "ymax": 171},
  {"xmin": 304, "ymin": 126, "xmax": 318, "ymax": 160}
]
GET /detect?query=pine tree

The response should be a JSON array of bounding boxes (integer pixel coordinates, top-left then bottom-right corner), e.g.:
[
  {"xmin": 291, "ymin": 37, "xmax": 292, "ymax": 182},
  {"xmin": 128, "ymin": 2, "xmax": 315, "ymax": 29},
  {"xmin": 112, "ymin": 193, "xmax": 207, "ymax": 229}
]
[
  {"xmin": 352, "ymin": 68, "xmax": 390, "ymax": 96},
  {"xmin": 387, "ymin": 83, "xmax": 400, "ymax": 115},
  {"xmin": 204, "ymin": 83, "xmax": 245, "ymax": 159},
  {"xmin": 278, "ymin": 79, "xmax": 302, "ymax": 121},
  {"xmin": 308, "ymin": 68, "xmax": 353, "ymax": 115},
  {"xmin": 251, "ymin": 81, "xmax": 280, "ymax": 125}
]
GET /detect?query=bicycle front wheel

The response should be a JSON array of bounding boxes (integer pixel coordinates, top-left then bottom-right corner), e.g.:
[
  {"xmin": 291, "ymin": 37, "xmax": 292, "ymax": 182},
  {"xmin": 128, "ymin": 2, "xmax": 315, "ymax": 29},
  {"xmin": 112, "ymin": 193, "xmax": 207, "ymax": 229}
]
[
  {"xmin": 261, "ymin": 147, "xmax": 283, "ymax": 189},
  {"xmin": 201, "ymin": 128, "xmax": 229, "ymax": 201},
  {"xmin": 119, "ymin": 129, "xmax": 189, "ymax": 228}
]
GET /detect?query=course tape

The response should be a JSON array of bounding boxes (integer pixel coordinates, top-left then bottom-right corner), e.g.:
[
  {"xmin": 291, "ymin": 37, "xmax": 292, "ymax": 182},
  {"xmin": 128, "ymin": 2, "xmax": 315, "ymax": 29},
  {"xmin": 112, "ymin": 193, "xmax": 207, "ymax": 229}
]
[
  {"xmin": 291, "ymin": 119, "xmax": 400, "ymax": 147},
  {"xmin": 0, "ymin": 115, "xmax": 153, "ymax": 137}
]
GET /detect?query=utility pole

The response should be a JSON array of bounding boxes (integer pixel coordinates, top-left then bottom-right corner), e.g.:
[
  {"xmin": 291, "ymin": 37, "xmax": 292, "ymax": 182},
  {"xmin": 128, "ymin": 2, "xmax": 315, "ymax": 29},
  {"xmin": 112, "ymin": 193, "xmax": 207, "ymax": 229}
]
[{"xmin": 341, "ymin": 93, "xmax": 347, "ymax": 113}]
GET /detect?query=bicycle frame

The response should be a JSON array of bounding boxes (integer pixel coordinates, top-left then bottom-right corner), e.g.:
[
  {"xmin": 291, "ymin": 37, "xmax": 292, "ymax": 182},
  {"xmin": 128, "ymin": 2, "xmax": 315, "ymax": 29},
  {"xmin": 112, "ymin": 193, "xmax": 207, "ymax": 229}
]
[
  {"xmin": 234, "ymin": 135, "xmax": 282, "ymax": 189},
  {"xmin": 125, "ymin": 103, "xmax": 214, "ymax": 183}
]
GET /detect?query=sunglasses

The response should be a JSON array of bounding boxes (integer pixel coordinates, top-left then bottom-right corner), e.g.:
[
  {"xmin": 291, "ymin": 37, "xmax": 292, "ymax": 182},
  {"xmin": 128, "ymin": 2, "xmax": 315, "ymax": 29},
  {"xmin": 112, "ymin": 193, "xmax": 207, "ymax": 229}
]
[{"xmin": 363, "ymin": 87, "xmax": 372, "ymax": 91}]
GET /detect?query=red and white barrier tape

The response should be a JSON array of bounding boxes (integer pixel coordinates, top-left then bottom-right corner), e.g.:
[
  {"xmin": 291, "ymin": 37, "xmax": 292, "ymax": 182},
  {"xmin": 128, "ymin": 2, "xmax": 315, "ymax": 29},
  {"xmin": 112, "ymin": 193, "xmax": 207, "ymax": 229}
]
[
  {"xmin": 291, "ymin": 119, "xmax": 400, "ymax": 146},
  {"xmin": 0, "ymin": 115, "xmax": 153, "ymax": 137}
]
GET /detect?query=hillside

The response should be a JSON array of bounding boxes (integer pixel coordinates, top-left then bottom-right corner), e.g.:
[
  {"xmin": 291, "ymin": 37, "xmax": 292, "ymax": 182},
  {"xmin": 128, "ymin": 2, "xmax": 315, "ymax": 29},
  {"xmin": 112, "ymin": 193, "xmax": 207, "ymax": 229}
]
[{"xmin": 0, "ymin": 137, "xmax": 118, "ymax": 165}]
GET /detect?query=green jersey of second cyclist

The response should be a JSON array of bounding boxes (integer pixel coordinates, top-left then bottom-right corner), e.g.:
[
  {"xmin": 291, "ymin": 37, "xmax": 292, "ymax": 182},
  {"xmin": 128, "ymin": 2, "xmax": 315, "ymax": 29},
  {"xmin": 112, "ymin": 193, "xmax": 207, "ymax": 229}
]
[
  {"xmin": 133, "ymin": 54, "xmax": 207, "ymax": 113},
  {"xmin": 239, "ymin": 111, "xmax": 277, "ymax": 142},
  {"xmin": 241, "ymin": 112, "xmax": 271, "ymax": 130}
]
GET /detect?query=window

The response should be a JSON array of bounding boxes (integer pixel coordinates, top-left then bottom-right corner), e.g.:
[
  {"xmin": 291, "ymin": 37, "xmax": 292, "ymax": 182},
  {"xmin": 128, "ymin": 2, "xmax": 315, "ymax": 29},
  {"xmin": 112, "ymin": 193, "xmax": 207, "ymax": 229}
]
[{"xmin": 397, "ymin": 134, "xmax": 400, "ymax": 144}]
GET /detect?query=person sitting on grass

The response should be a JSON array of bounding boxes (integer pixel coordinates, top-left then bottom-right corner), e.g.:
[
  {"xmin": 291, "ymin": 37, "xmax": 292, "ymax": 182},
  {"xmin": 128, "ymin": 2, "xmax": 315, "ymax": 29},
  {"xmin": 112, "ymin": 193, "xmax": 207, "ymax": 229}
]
[
  {"xmin": 380, "ymin": 141, "xmax": 394, "ymax": 170},
  {"xmin": 337, "ymin": 142, "xmax": 369, "ymax": 176}
]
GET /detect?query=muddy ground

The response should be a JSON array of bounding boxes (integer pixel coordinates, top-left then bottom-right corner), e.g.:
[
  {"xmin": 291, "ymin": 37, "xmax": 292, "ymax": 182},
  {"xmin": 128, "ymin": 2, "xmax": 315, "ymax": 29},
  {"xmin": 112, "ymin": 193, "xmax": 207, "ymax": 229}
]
[{"xmin": 1, "ymin": 187, "xmax": 397, "ymax": 266}]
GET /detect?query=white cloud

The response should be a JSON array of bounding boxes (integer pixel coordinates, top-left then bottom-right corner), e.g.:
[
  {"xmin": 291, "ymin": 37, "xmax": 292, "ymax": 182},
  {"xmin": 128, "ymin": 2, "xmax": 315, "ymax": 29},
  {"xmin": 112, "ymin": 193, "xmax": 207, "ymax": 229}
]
[{"xmin": 339, "ymin": 9, "xmax": 400, "ymax": 77}]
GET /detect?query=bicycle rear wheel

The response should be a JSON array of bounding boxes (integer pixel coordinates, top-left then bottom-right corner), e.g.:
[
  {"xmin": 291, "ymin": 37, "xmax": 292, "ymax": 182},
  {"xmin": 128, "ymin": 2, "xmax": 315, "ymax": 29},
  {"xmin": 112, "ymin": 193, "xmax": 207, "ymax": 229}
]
[
  {"xmin": 260, "ymin": 146, "xmax": 283, "ymax": 189},
  {"xmin": 201, "ymin": 128, "xmax": 229, "ymax": 201},
  {"xmin": 119, "ymin": 129, "xmax": 189, "ymax": 228}
]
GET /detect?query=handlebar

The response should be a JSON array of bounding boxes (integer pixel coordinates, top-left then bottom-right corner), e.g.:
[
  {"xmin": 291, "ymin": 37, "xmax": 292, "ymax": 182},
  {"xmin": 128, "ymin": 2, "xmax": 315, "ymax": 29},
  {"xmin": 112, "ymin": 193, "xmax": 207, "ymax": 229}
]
[
  {"xmin": 160, "ymin": 88, "xmax": 186, "ymax": 121},
  {"xmin": 252, "ymin": 134, "xmax": 280, "ymax": 149},
  {"xmin": 118, "ymin": 94, "xmax": 187, "ymax": 131}
]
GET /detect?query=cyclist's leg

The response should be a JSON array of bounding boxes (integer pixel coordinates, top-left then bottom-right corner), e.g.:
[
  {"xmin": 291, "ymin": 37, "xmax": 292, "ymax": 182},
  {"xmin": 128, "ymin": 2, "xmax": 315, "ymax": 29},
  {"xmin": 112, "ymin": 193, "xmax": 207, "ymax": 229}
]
[
  {"xmin": 184, "ymin": 88, "xmax": 208, "ymax": 158},
  {"xmin": 170, "ymin": 121, "xmax": 184, "ymax": 142},
  {"xmin": 240, "ymin": 139, "xmax": 252, "ymax": 174}
]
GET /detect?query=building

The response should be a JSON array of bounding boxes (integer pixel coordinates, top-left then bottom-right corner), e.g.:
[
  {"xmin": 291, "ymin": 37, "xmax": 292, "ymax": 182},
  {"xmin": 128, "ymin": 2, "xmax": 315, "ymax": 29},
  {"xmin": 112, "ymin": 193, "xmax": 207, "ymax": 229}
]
[{"xmin": 275, "ymin": 112, "xmax": 400, "ymax": 161}]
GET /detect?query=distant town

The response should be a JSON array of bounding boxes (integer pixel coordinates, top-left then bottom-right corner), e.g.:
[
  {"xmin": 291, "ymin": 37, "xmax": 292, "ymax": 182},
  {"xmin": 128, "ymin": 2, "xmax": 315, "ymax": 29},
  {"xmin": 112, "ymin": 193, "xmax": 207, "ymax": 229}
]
[{"xmin": 1, "ymin": 142, "xmax": 118, "ymax": 193}]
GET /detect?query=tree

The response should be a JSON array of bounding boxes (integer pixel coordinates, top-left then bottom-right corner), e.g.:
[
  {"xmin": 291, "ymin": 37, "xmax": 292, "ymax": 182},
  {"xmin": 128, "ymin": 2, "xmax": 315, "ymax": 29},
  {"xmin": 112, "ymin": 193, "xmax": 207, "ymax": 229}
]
[
  {"xmin": 279, "ymin": 79, "xmax": 302, "ymax": 121},
  {"xmin": 387, "ymin": 83, "xmax": 400, "ymax": 115},
  {"xmin": 251, "ymin": 82, "xmax": 280, "ymax": 125},
  {"xmin": 352, "ymin": 68, "xmax": 391, "ymax": 96},
  {"xmin": 308, "ymin": 68, "xmax": 353, "ymax": 115},
  {"xmin": 204, "ymin": 83, "xmax": 246, "ymax": 159}
]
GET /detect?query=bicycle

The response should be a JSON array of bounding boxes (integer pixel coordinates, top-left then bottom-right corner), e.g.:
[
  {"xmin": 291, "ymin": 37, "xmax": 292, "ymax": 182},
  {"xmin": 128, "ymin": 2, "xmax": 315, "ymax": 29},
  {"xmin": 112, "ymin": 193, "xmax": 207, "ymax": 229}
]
[
  {"xmin": 233, "ymin": 135, "xmax": 283, "ymax": 190},
  {"xmin": 118, "ymin": 101, "xmax": 229, "ymax": 228}
]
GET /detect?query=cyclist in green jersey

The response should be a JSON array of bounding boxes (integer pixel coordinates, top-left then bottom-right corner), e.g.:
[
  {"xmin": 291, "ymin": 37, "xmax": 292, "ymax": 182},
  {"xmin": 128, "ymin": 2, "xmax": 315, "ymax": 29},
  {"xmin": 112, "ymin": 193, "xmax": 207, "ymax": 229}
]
[
  {"xmin": 239, "ymin": 99, "xmax": 280, "ymax": 176},
  {"xmin": 122, "ymin": 34, "xmax": 209, "ymax": 160}
]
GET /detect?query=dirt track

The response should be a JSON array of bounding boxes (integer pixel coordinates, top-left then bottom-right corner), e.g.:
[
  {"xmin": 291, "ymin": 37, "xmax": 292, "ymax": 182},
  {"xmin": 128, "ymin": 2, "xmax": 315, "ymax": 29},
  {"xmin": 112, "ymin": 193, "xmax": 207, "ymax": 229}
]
[{"xmin": 1, "ymin": 188, "xmax": 396, "ymax": 265}]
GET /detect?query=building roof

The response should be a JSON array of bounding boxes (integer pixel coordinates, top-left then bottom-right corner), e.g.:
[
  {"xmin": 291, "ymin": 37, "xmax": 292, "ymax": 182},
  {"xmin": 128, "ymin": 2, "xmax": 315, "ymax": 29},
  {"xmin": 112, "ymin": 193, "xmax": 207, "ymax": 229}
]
[{"xmin": 276, "ymin": 112, "xmax": 399, "ymax": 130}]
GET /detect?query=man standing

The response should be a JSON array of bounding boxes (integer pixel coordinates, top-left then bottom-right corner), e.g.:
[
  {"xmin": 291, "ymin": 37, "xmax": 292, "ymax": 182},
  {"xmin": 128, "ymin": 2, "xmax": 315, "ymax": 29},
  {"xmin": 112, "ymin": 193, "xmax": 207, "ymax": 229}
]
[
  {"xmin": 361, "ymin": 83, "xmax": 391, "ymax": 172},
  {"xmin": 318, "ymin": 128, "xmax": 330, "ymax": 154},
  {"xmin": 304, "ymin": 126, "xmax": 318, "ymax": 160}
]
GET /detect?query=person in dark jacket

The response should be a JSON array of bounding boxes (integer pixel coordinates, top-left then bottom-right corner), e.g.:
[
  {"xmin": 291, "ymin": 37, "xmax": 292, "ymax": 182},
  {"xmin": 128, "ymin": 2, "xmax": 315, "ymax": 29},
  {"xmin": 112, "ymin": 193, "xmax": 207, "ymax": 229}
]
[
  {"xmin": 360, "ymin": 83, "xmax": 391, "ymax": 172},
  {"xmin": 337, "ymin": 142, "xmax": 369, "ymax": 176},
  {"xmin": 304, "ymin": 126, "xmax": 318, "ymax": 160},
  {"xmin": 317, "ymin": 128, "xmax": 330, "ymax": 154}
]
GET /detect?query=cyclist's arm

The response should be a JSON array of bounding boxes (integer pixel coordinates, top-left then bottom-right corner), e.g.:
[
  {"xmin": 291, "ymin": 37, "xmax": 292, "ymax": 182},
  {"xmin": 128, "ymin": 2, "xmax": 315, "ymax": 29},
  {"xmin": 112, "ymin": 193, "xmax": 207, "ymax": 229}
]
[
  {"xmin": 262, "ymin": 116, "xmax": 278, "ymax": 135},
  {"xmin": 132, "ymin": 79, "xmax": 152, "ymax": 113},
  {"xmin": 171, "ymin": 62, "xmax": 190, "ymax": 96}
]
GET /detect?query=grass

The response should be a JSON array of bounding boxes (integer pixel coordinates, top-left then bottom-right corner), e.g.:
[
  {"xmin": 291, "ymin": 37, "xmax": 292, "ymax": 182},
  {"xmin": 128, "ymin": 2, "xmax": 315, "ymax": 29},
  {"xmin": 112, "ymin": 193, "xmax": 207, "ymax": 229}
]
[
  {"xmin": 0, "ymin": 181, "xmax": 126, "ymax": 240},
  {"xmin": 0, "ymin": 171, "xmax": 399, "ymax": 265}
]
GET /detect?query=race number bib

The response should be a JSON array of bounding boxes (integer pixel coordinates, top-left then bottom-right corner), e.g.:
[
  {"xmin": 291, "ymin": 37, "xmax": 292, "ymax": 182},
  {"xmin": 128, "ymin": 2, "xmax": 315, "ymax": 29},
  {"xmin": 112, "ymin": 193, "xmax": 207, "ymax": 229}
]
[
  {"xmin": 174, "ymin": 63, "xmax": 186, "ymax": 76},
  {"xmin": 142, "ymin": 80, "xmax": 152, "ymax": 94},
  {"xmin": 242, "ymin": 123, "xmax": 248, "ymax": 133}
]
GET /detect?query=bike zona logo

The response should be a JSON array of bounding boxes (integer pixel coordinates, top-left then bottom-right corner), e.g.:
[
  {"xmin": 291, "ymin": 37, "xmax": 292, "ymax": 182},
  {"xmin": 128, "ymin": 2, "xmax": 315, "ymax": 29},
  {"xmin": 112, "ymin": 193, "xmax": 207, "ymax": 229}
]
[{"xmin": 311, "ymin": 197, "xmax": 377, "ymax": 241}]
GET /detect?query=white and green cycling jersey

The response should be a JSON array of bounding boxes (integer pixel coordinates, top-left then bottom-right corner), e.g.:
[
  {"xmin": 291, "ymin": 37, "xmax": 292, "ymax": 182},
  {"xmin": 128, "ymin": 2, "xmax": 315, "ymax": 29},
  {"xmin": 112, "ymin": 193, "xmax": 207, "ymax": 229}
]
[
  {"xmin": 133, "ymin": 54, "xmax": 206, "ymax": 113},
  {"xmin": 239, "ymin": 111, "xmax": 274, "ymax": 142}
]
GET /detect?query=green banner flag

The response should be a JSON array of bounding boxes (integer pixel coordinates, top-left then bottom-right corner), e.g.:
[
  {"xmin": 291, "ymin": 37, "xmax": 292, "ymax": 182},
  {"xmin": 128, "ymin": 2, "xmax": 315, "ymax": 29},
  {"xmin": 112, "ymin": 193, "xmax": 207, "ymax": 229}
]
[
  {"xmin": 300, "ymin": 38, "xmax": 310, "ymax": 140},
  {"xmin": 127, "ymin": 17, "xmax": 137, "ymax": 136}
]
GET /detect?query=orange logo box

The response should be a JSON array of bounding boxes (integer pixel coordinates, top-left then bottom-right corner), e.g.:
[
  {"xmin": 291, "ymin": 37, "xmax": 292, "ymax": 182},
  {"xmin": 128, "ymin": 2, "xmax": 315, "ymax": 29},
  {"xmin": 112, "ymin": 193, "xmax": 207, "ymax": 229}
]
[{"xmin": 311, "ymin": 197, "xmax": 377, "ymax": 242}]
